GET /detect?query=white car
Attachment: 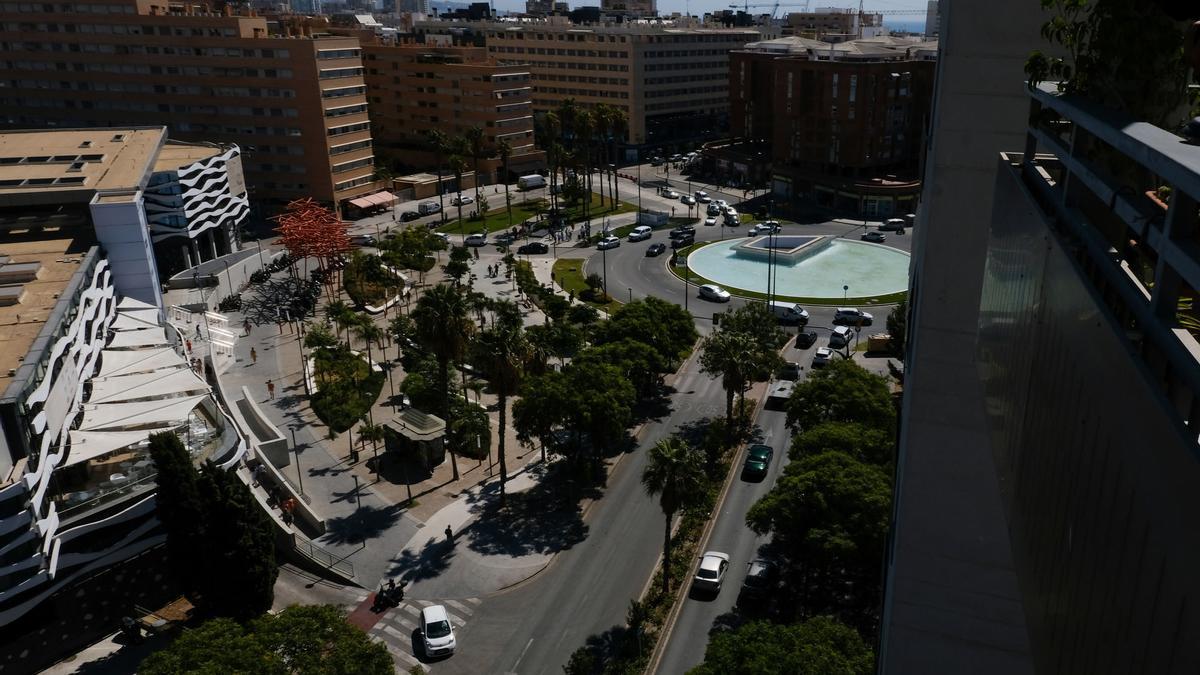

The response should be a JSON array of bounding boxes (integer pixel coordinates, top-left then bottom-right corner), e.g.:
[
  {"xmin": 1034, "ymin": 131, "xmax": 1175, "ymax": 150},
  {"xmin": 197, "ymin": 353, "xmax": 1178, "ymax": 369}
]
[
  {"xmin": 663, "ymin": 189, "xmax": 681, "ymax": 199},
  {"xmin": 464, "ymin": 233, "xmax": 488, "ymax": 247},
  {"xmin": 813, "ymin": 347, "xmax": 833, "ymax": 367},
  {"xmin": 704, "ymin": 217, "xmax": 718, "ymax": 226},
  {"xmin": 628, "ymin": 225, "xmax": 653, "ymax": 242},
  {"xmin": 714, "ymin": 199, "xmax": 728, "ymax": 208},
  {"xmin": 680, "ymin": 195, "xmax": 697, "ymax": 206},
  {"xmin": 434, "ymin": 232, "xmax": 451, "ymax": 244},
  {"xmin": 861, "ymin": 231, "xmax": 887, "ymax": 243},
  {"xmin": 693, "ymin": 551, "xmax": 731, "ymax": 592},
  {"xmin": 698, "ymin": 284, "xmax": 731, "ymax": 303},
  {"xmin": 597, "ymin": 235, "xmax": 621, "ymax": 250},
  {"xmin": 749, "ymin": 222, "xmax": 782, "ymax": 236},
  {"xmin": 451, "ymin": 194, "xmax": 474, "ymax": 206},
  {"xmin": 833, "ymin": 307, "xmax": 874, "ymax": 326},
  {"xmin": 420, "ymin": 604, "xmax": 457, "ymax": 657},
  {"xmin": 698, "ymin": 194, "xmax": 713, "ymax": 204}
]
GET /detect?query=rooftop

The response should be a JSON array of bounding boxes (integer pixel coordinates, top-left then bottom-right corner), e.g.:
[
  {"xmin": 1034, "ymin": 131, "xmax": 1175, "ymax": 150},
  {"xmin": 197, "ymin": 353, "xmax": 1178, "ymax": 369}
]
[
  {"xmin": 0, "ymin": 236, "xmax": 94, "ymax": 389},
  {"xmin": 0, "ymin": 128, "xmax": 166, "ymax": 201},
  {"xmin": 152, "ymin": 142, "xmax": 224, "ymax": 173},
  {"xmin": 740, "ymin": 34, "xmax": 937, "ymax": 59}
]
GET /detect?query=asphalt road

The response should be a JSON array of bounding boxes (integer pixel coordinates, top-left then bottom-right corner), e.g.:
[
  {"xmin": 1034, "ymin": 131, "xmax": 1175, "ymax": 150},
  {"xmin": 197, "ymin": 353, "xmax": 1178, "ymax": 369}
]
[{"xmin": 429, "ymin": 353, "xmax": 730, "ymax": 675}]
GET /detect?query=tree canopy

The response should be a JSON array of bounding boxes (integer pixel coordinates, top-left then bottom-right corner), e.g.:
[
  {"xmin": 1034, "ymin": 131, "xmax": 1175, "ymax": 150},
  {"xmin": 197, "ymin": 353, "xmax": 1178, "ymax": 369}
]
[
  {"xmin": 139, "ymin": 605, "xmax": 392, "ymax": 675},
  {"xmin": 785, "ymin": 359, "xmax": 895, "ymax": 434},
  {"xmin": 886, "ymin": 297, "xmax": 907, "ymax": 357},
  {"xmin": 689, "ymin": 617, "xmax": 874, "ymax": 675},
  {"xmin": 574, "ymin": 338, "xmax": 669, "ymax": 400},
  {"xmin": 718, "ymin": 302, "xmax": 789, "ymax": 352},
  {"xmin": 593, "ymin": 296, "xmax": 697, "ymax": 364},
  {"xmin": 791, "ymin": 421, "xmax": 894, "ymax": 467}
]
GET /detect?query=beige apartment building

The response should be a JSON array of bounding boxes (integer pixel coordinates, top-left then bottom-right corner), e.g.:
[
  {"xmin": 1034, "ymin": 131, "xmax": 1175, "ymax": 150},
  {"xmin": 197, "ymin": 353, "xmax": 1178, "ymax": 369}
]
[
  {"xmin": 418, "ymin": 20, "xmax": 762, "ymax": 154},
  {"xmin": 0, "ymin": 1, "xmax": 383, "ymax": 212},
  {"xmin": 357, "ymin": 39, "xmax": 545, "ymax": 182}
]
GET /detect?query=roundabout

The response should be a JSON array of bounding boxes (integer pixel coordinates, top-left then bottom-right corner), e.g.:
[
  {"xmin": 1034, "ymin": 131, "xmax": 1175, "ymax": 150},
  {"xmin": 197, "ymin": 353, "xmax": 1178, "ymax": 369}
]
[{"xmin": 683, "ymin": 235, "xmax": 911, "ymax": 302}]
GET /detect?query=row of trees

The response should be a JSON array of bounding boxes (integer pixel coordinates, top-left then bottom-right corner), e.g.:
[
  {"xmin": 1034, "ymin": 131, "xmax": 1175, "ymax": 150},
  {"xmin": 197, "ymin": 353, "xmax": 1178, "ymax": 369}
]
[
  {"xmin": 536, "ymin": 100, "xmax": 629, "ymax": 217},
  {"xmin": 426, "ymin": 128, "xmax": 515, "ymax": 229}
]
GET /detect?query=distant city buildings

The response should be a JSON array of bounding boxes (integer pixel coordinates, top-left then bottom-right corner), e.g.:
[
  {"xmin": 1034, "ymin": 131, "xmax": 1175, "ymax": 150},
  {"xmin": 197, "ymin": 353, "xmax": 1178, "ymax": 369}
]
[
  {"xmin": 599, "ymin": 0, "xmax": 656, "ymax": 18},
  {"xmin": 781, "ymin": 8, "xmax": 884, "ymax": 41},
  {"xmin": 721, "ymin": 35, "xmax": 937, "ymax": 215},
  {"xmin": 0, "ymin": 126, "xmax": 247, "ymax": 629}
]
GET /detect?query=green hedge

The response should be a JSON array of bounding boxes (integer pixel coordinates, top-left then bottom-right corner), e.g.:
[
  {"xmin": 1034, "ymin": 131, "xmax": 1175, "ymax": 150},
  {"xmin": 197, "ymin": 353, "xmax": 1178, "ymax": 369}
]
[{"xmin": 310, "ymin": 347, "xmax": 385, "ymax": 432}]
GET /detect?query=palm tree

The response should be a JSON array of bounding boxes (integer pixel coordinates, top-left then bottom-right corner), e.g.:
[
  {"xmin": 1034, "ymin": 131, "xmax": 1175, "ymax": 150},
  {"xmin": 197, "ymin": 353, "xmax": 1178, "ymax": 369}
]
[
  {"xmin": 411, "ymin": 284, "xmax": 473, "ymax": 481},
  {"xmin": 642, "ymin": 436, "xmax": 705, "ymax": 595},
  {"xmin": 449, "ymin": 153, "xmax": 468, "ymax": 244},
  {"xmin": 699, "ymin": 331, "xmax": 758, "ymax": 435},
  {"xmin": 353, "ymin": 318, "xmax": 384, "ymax": 371},
  {"xmin": 576, "ymin": 109, "xmax": 595, "ymax": 219},
  {"xmin": 497, "ymin": 138, "xmax": 514, "ymax": 230},
  {"xmin": 427, "ymin": 130, "xmax": 451, "ymax": 224},
  {"xmin": 470, "ymin": 301, "xmax": 528, "ymax": 509},
  {"xmin": 358, "ymin": 419, "xmax": 387, "ymax": 476},
  {"xmin": 324, "ymin": 299, "xmax": 354, "ymax": 347},
  {"xmin": 465, "ymin": 126, "xmax": 486, "ymax": 208}
]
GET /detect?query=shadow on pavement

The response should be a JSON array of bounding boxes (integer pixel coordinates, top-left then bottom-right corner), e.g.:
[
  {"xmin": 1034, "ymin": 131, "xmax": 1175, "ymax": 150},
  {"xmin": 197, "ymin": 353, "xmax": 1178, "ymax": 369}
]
[
  {"xmin": 566, "ymin": 623, "xmax": 643, "ymax": 673},
  {"xmin": 462, "ymin": 475, "xmax": 589, "ymax": 557},
  {"xmin": 321, "ymin": 503, "xmax": 405, "ymax": 546},
  {"xmin": 389, "ymin": 537, "xmax": 457, "ymax": 583}
]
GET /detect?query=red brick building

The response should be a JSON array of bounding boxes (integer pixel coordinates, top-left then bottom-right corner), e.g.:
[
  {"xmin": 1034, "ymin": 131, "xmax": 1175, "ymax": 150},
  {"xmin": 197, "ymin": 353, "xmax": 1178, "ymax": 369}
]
[{"xmin": 724, "ymin": 36, "xmax": 937, "ymax": 216}]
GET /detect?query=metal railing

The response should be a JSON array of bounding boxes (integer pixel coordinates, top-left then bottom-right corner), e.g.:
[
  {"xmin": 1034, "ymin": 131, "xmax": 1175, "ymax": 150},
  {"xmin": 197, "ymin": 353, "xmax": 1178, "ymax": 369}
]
[{"xmin": 292, "ymin": 532, "xmax": 354, "ymax": 579}]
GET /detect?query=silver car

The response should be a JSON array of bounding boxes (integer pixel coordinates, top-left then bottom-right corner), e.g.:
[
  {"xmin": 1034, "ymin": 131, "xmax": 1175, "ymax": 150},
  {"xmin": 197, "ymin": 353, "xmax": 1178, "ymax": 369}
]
[
  {"xmin": 693, "ymin": 551, "xmax": 730, "ymax": 592},
  {"xmin": 698, "ymin": 284, "xmax": 731, "ymax": 302}
]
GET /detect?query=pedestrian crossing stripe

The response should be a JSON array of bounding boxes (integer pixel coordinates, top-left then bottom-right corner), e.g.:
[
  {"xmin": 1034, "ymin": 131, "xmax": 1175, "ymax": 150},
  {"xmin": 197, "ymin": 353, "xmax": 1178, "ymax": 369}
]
[
  {"xmin": 444, "ymin": 599, "xmax": 472, "ymax": 614},
  {"xmin": 387, "ymin": 614, "xmax": 419, "ymax": 632},
  {"xmin": 372, "ymin": 635, "xmax": 422, "ymax": 668},
  {"xmin": 465, "ymin": 597, "xmax": 482, "ymax": 605}
]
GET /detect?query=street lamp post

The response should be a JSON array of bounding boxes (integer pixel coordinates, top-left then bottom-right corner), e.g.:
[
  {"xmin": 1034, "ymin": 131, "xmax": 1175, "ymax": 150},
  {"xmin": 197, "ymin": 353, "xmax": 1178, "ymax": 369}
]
[
  {"xmin": 628, "ymin": 287, "xmax": 633, "ymax": 303},
  {"xmin": 289, "ymin": 426, "xmax": 304, "ymax": 498},
  {"xmin": 843, "ymin": 284, "xmax": 849, "ymax": 301}
]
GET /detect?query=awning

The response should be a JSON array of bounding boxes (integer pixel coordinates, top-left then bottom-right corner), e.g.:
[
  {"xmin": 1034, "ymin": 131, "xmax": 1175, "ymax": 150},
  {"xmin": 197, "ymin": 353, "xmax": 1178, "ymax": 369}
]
[
  {"xmin": 111, "ymin": 312, "xmax": 161, "ymax": 331},
  {"xmin": 116, "ymin": 297, "xmax": 157, "ymax": 311},
  {"xmin": 89, "ymin": 368, "xmax": 209, "ymax": 404},
  {"xmin": 366, "ymin": 192, "xmax": 396, "ymax": 206},
  {"xmin": 64, "ymin": 430, "xmax": 154, "ymax": 468},
  {"xmin": 107, "ymin": 328, "xmax": 168, "ymax": 349},
  {"xmin": 79, "ymin": 394, "xmax": 207, "ymax": 432},
  {"xmin": 349, "ymin": 196, "xmax": 374, "ymax": 209},
  {"xmin": 98, "ymin": 347, "xmax": 187, "ymax": 377}
]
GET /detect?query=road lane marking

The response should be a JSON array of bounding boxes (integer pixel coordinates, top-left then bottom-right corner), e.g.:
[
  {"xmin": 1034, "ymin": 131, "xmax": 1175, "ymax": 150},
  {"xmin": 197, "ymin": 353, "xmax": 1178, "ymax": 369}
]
[
  {"xmin": 445, "ymin": 599, "xmax": 473, "ymax": 614},
  {"xmin": 512, "ymin": 638, "xmax": 535, "ymax": 672}
]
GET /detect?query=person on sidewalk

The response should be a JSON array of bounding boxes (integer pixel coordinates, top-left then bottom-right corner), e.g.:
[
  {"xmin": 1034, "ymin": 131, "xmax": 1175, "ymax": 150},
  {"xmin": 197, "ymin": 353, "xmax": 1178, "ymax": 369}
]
[
  {"xmin": 243, "ymin": 318, "xmax": 252, "ymax": 336},
  {"xmin": 267, "ymin": 379, "xmax": 275, "ymax": 399},
  {"xmin": 445, "ymin": 524, "xmax": 454, "ymax": 543},
  {"xmin": 250, "ymin": 347, "xmax": 257, "ymax": 364}
]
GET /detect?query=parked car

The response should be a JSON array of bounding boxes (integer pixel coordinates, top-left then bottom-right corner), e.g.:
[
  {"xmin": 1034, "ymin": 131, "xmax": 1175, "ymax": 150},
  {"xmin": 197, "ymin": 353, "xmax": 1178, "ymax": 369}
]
[
  {"xmin": 879, "ymin": 217, "xmax": 906, "ymax": 231},
  {"xmin": 646, "ymin": 243, "xmax": 667, "ymax": 257},
  {"xmin": 400, "ymin": 210, "xmax": 421, "ymax": 222},
  {"xmin": 418, "ymin": 201, "xmax": 441, "ymax": 216},
  {"xmin": 420, "ymin": 604, "xmax": 457, "ymax": 657},
  {"xmin": 349, "ymin": 234, "xmax": 377, "ymax": 247},
  {"xmin": 597, "ymin": 235, "xmax": 621, "ymax": 250},
  {"xmin": 742, "ymin": 444, "xmax": 774, "ymax": 481},
  {"xmin": 704, "ymin": 217, "xmax": 718, "ymax": 226},
  {"xmin": 698, "ymin": 284, "xmax": 731, "ymax": 302},
  {"xmin": 693, "ymin": 551, "xmax": 730, "ymax": 592},
  {"xmin": 795, "ymin": 329, "xmax": 819, "ymax": 349},
  {"xmin": 862, "ymin": 231, "xmax": 887, "ymax": 243},
  {"xmin": 741, "ymin": 559, "xmax": 776, "ymax": 599},
  {"xmin": 829, "ymin": 325, "xmax": 856, "ymax": 349},
  {"xmin": 777, "ymin": 361, "xmax": 802, "ymax": 380},
  {"xmin": 833, "ymin": 307, "xmax": 874, "ymax": 326},
  {"xmin": 464, "ymin": 233, "xmax": 488, "ymax": 247},
  {"xmin": 517, "ymin": 242, "xmax": 548, "ymax": 254},
  {"xmin": 451, "ymin": 194, "xmax": 474, "ymax": 206},
  {"xmin": 812, "ymin": 347, "xmax": 833, "ymax": 367},
  {"xmin": 669, "ymin": 225, "xmax": 696, "ymax": 239},
  {"xmin": 670, "ymin": 235, "xmax": 694, "ymax": 249},
  {"xmin": 628, "ymin": 225, "xmax": 653, "ymax": 242},
  {"xmin": 680, "ymin": 194, "xmax": 697, "ymax": 206}
]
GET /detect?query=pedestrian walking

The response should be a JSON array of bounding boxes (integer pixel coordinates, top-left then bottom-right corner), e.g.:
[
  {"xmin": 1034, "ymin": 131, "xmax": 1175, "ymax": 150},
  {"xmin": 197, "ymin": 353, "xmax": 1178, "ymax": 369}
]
[
  {"xmin": 267, "ymin": 379, "xmax": 275, "ymax": 399},
  {"xmin": 243, "ymin": 319, "xmax": 252, "ymax": 336},
  {"xmin": 250, "ymin": 347, "xmax": 257, "ymax": 364},
  {"xmin": 445, "ymin": 524, "xmax": 454, "ymax": 542},
  {"xmin": 185, "ymin": 339, "xmax": 192, "ymax": 353},
  {"xmin": 194, "ymin": 324, "xmax": 202, "ymax": 339}
]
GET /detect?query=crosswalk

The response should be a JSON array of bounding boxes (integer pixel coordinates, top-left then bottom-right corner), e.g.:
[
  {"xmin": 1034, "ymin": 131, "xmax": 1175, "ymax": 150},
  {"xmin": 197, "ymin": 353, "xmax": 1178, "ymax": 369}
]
[{"xmin": 357, "ymin": 596, "xmax": 482, "ymax": 672}]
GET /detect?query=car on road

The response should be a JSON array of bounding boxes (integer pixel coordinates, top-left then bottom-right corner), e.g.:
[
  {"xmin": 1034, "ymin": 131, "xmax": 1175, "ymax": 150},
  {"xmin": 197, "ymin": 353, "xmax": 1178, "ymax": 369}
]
[
  {"xmin": 650, "ymin": 157, "xmax": 664, "ymax": 166},
  {"xmin": 349, "ymin": 234, "xmax": 377, "ymax": 247},
  {"xmin": 670, "ymin": 153, "xmax": 682, "ymax": 162},
  {"xmin": 829, "ymin": 325, "xmax": 855, "ymax": 349},
  {"xmin": 704, "ymin": 217, "xmax": 718, "ymax": 226},
  {"xmin": 434, "ymin": 232, "xmax": 451, "ymax": 244},
  {"xmin": 879, "ymin": 217, "xmax": 907, "ymax": 231},
  {"xmin": 517, "ymin": 242, "xmax": 548, "ymax": 254},
  {"xmin": 628, "ymin": 225, "xmax": 653, "ymax": 242},
  {"xmin": 698, "ymin": 284, "xmax": 731, "ymax": 302},
  {"xmin": 680, "ymin": 194, "xmax": 697, "ymax": 206},
  {"xmin": 597, "ymin": 235, "xmax": 621, "ymax": 250},
  {"xmin": 861, "ymin": 231, "xmax": 887, "ymax": 243},
  {"xmin": 697, "ymin": 194, "xmax": 712, "ymax": 204},
  {"xmin": 777, "ymin": 361, "xmax": 802, "ymax": 380},
  {"xmin": 693, "ymin": 551, "xmax": 730, "ymax": 592},
  {"xmin": 812, "ymin": 347, "xmax": 833, "ymax": 367},
  {"xmin": 707, "ymin": 204, "xmax": 722, "ymax": 216},
  {"xmin": 493, "ymin": 232, "xmax": 516, "ymax": 246},
  {"xmin": 669, "ymin": 225, "xmax": 696, "ymax": 239},
  {"xmin": 833, "ymin": 307, "xmax": 874, "ymax": 326},
  {"xmin": 663, "ymin": 189, "xmax": 681, "ymax": 199},
  {"xmin": 741, "ymin": 559, "xmax": 776, "ymax": 599},
  {"xmin": 420, "ymin": 604, "xmax": 457, "ymax": 657},
  {"xmin": 670, "ymin": 235, "xmax": 694, "ymax": 249},
  {"xmin": 418, "ymin": 201, "xmax": 441, "ymax": 216},
  {"xmin": 646, "ymin": 243, "xmax": 667, "ymax": 257},
  {"xmin": 795, "ymin": 329, "xmax": 819, "ymax": 349},
  {"xmin": 742, "ymin": 444, "xmax": 774, "ymax": 481},
  {"xmin": 451, "ymin": 194, "xmax": 474, "ymax": 206},
  {"xmin": 750, "ymin": 221, "xmax": 782, "ymax": 236},
  {"xmin": 400, "ymin": 210, "xmax": 421, "ymax": 222},
  {"xmin": 464, "ymin": 233, "xmax": 488, "ymax": 247}
]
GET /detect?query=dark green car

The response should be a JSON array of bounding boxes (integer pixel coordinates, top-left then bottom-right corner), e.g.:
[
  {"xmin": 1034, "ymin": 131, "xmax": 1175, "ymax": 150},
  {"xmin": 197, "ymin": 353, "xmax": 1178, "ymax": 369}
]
[{"xmin": 742, "ymin": 444, "xmax": 774, "ymax": 481}]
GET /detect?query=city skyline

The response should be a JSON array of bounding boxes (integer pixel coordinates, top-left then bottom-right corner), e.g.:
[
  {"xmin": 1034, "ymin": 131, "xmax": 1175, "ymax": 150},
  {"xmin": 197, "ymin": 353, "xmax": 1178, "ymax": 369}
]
[{"xmin": 487, "ymin": 0, "xmax": 930, "ymax": 16}]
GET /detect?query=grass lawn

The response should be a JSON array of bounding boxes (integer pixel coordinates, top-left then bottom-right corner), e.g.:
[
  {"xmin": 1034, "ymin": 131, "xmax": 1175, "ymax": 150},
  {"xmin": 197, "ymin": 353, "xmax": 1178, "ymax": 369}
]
[
  {"xmin": 552, "ymin": 258, "xmax": 621, "ymax": 314},
  {"xmin": 310, "ymin": 347, "xmax": 385, "ymax": 433},
  {"xmin": 666, "ymin": 241, "xmax": 908, "ymax": 307},
  {"xmin": 440, "ymin": 193, "xmax": 637, "ymax": 236}
]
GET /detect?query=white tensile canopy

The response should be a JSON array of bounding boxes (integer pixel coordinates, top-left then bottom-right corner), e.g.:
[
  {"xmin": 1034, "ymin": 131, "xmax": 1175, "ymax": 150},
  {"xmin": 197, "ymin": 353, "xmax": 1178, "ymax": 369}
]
[
  {"xmin": 79, "ymin": 394, "xmax": 207, "ymax": 432},
  {"xmin": 110, "ymin": 311, "xmax": 162, "ymax": 331},
  {"xmin": 97, "ymin": 347, "xmax": 187, "ymax": 377},
  {"xmin": 88, "ymin": 368, "xmax": 209, "ymax": 404},
  {"xmin": 107, "ymin": 328, "xmax": 168, "ymax": 349},
  {"xmin": 63, "ymin": 429, "xmax": 157, "ymax": 467}
]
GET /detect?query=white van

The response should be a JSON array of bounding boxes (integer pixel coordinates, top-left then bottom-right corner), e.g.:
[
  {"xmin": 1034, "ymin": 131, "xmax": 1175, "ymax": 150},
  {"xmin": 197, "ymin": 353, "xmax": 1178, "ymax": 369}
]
[
  {"xmin": 768, "ymin": 301, "xmax": 809, "ymax": 325},
  {"xmin": 518, "ymin": 174, "xmax": 546, "ymax": 190},
  {"xmin": 628, "ymin": 225, "xmax": 653, "ymax": 242},
  {"xmin": 724, "ymin": 209, "xmax": 739, "ymax": 225},
  {"xmin": 418, "ymin": 201, "xmax": 441, "ymax": 216},
  {"xmin": 829, "ymin": 325, "xmax": 855, "ymax": 349}
]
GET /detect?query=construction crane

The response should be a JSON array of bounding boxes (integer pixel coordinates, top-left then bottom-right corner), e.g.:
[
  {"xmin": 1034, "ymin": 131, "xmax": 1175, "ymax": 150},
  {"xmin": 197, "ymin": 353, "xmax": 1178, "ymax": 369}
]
[{"xmin": 727, "ymin": 1, "xmax": 810, "ymax": 19}]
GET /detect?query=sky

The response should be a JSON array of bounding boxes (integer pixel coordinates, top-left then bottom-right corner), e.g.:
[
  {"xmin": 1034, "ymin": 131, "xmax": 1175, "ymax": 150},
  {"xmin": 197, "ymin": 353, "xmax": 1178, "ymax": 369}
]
[{"xmin": 485, "ymin": 0, "xmax": 931, "ymax": 19}]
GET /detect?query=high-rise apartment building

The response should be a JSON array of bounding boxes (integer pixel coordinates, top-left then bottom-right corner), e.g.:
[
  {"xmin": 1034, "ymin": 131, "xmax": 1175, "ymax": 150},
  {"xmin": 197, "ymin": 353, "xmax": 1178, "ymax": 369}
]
[
  {"xmin": 924, "ymin": 0, "xmax": 938, "ymax": 39},
  {"xmin": 726, "ymin": 35, "xmax": 936, "ymax": 215},
  {"xmin": 782, "ymin": 8, "xmax": 883, "ymax": 41},
  {"xmin": 600, "ymin": 0, "xmax": 655, "ymax": 18},
  {"xmin": 431, "ymin": 20, "xmax": 762, "ymax": 152},
  {"xmin": 0, "ymin": 2, "xmax": 384, "ymax": 213},
  {"xmin": 356, "ymin": 38, "xmax": 545, "ymax": 181}
]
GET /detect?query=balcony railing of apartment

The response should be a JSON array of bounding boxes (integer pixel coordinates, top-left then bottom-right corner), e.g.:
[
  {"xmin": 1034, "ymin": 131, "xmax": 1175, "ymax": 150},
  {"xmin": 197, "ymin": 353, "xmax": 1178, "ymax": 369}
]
[{"xmin": 1020, "ymin": 82, "xmax": 1200, "ymax": 444}]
